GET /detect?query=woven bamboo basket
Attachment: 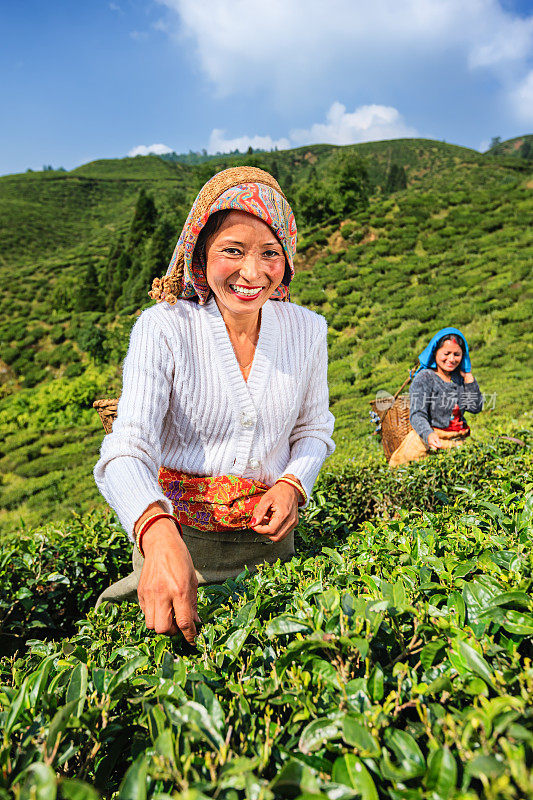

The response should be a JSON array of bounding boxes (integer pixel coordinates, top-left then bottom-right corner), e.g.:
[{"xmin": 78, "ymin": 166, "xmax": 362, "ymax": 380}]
[
  {"xmin": 93, "ymin": 398, "xmax": 119, "ymax": 435},
  {"xmin": 370, "ymin": 365, "xmax": 417, "ymax": 462}
]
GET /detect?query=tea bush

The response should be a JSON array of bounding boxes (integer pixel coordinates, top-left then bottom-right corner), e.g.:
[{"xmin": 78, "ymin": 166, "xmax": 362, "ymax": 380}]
[{"xmin": 0, "ymin": 439, "xmax": 531, "ymax": 799}]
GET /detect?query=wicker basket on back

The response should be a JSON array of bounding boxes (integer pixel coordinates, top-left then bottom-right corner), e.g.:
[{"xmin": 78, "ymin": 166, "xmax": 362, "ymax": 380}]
[
  {"xmin": 93, "ymin": 398, "xmax": 119, "ymax": 435},
  {"xmin": 370, "ymin": 365, "xmax": 418, "ymax": 462}
]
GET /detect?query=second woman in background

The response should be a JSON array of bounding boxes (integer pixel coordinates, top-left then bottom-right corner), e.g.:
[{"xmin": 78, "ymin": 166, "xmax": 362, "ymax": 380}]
[{"xmin": 389, "ymin": 327, "xmax": 483, "ymax": 467}]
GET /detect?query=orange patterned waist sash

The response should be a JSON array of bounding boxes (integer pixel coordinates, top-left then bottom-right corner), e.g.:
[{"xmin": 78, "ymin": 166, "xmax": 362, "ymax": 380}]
[{"xmin": 158, "ymin": 467, "xmax": 269, "ymax": 532}]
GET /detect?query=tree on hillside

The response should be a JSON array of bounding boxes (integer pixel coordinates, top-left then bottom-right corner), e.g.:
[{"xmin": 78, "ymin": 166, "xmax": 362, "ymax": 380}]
[
  {"xmin": 77, "ymin": 324, "xmax": 107, "ymax": 363},
  {"xmin": 296, "ymin": 177, "xmax": 336, "ymax": 226},
  {"xmin": 103, "ymin": 237, "xmax": 125, "ymax": 298},
  {"xmin": 385, "ymin": 163, "xmax": 407, "ymax": 194},
  {"xmin": 129, "ymin": 189, "xmax": 157, "ymax": 249},
  {"xmin": 336, "ymin": 154, "xmax": 370, "ymax": 216},
  {"xmin": 76, "ymin": 261, "xmax": 105, "ymax": 312},
  {"xmin": 129, "ymin": 218, "xmax": 176, "ymax": 308},
  {"xmin": 489, "ymin": 136, "xmax": 502, "ymax": 150},
  {"xmin": 108, "ymin": 251, "xmax": 132, "ymax": 309},
  {"xmin": 521, "ymin": 140, "xmax": 531, "ymax": 160},
  {"xmin": 144, "ymin": 217, "xmax": 175, "ymax": 287},
  {"xmin": 194, "ymin": 163, "xmax": 221, "ymax": 193}
]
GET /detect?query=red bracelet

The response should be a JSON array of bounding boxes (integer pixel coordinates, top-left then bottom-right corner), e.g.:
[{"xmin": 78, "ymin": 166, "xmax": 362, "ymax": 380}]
[{"xmin": 136, "ymin": 513, "xmax": 182, "ymax": 557}]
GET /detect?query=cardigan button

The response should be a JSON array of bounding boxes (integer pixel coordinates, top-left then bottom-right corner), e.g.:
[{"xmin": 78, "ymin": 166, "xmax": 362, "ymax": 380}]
[
  {"xmin": 241, "ymin": 412, "xmax": 255, "ymax": 428},
  {"xmin": 249, "ymin": 458, "xmax": 260, "ymax": 470}
]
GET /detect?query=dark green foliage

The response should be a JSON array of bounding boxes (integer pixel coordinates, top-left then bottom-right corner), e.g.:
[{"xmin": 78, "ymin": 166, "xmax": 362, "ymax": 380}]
[
  {"xmin": 298, "ymin": 286, "xmax": 327, "ymax": 306},
  {"xmin": 129, "ymin": 216, "xmax": 176, "ymax": 308},
  {"xmin": 385, "ymin": 163, "xmax": 408, "ymax": 193},
  {"xmin": 108, "ymin": 250, "xmax": 132, "ymax": 309},
  {"xmin": 297, "ymin": 176, "xmax": 336, "ymax": 226},
  {"xmin": 128, "ymin": 188, "xmax": 157, "ymax": 249},
  {"xmin": 48, "ymin": 343, "xmax": 79, "ymax": 368},
  {"xmin": 2, "ymin": 347, "xmax": 19, "ymax": 365},
  {"xmin": 103, "ymin": 236, "xmax": 125, "ymax": 302},
  {"xmin": 337, "ymin": 152, "xmax": 370, "ymax": 214},
  {"xmin": 64, "ymin": 362, "xmax": 84, "ymax": 378},
  {"xmin": 0, "ymin": 440, "xmax": 532, "ymax": 798},
  {"xmin": 75, "ymin": 260, "xmax": 105, "ymax": 312},
  {"xmin": 21, "ymin": 364, "xmax": 47, "ymax": 388},
  {"xmin": 0, "ymin": 511, "xmax": 127, "ymax": 642},
  {"xmin": 76, "ymin": 324, "xmax": 107, "ymax": 363},
  {"xmin": 50, "ymin": 324, "xmax": 66, "ymax": 344}
]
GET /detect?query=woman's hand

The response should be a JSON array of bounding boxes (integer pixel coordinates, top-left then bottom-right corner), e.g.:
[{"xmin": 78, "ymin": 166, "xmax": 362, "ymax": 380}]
[
  {"xmin": 427, "ymin": 431, "xmax": 444, "ymax": 450},
  {"xmin": 250, "ymin": 481, "xmax": 299, "ymax": 543},
  {"xmin": 460, "ymin": 370, "xmax": 474, "ymax": 384},
  {"xmin": 137, "ymin": 519, "xmax": 201, "ymax": 642}
]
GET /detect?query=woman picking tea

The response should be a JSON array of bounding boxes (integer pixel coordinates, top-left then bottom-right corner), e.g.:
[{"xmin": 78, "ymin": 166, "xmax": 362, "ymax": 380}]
[
  {"xmin": 94, "ymin": 166, "xmax": 335, "ymax": 641},
  {"xmin": 388, "ymin": 327, "xmax": 483, "ymax": 467}
]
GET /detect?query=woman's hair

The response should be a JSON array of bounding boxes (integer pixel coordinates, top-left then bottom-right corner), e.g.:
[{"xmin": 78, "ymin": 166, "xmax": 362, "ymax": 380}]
[
  {"xmin": 436, "ymin": 334, "xmax": 465, "ymax": 354},
  {"xmin": 194, "ymin": 210, "xmax": 232, "ymax": 267},
  {"xmin": 148, "ymin": 211, "xmax": 232, "ymax": 305}
]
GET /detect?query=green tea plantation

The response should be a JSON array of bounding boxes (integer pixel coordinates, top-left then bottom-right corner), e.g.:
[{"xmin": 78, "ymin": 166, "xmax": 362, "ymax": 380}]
[
  {"xmin": 1, "ymin": 438, "xmax": 532, "ymax": 799},
  {"xmin": 1, "ymin": 137, "xmax": 532, "ymax": 532},
  {"xmin": 0, "ymin": 138, "xmax": 532, "ymax": 798}
]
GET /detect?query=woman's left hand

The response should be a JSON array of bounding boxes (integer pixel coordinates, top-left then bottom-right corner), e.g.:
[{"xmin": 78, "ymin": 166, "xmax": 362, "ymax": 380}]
[
  {"xmin": 250, "ymin": 482, "xmax": 299, "ymax": 542},
  {"xmin": 460, "ymin": 370, "xmax": 474, "ymax": 384}
]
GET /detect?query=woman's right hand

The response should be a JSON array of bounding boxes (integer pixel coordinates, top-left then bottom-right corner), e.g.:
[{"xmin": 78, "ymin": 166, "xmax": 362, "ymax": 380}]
[
  {"xmin": 427, "ymin": 431, "xmax": 444, "ymax": 450},
  {"xmin": 137, "ymin": 519, "xmax": 201, "ymax": 642}
]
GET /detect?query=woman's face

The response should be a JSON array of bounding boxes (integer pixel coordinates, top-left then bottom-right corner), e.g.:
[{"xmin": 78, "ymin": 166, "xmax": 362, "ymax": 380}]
[
  {"xmin": 435, "ymin": 339, "xmax": 463, "ymax": 373},
  {"xmin": 205, "ymin": 211, "xmax": 286, "ymax": 319}
]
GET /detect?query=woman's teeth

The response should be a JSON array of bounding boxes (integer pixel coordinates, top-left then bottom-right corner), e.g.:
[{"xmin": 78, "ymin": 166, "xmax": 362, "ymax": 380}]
[{"xmin": 230, "ymin": 285, "xmax": 263, "ymax": 297}]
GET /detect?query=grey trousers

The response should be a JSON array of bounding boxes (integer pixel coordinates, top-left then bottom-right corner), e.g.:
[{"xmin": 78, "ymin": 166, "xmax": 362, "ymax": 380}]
[{"xmin": 95, "ymin": 525, "xmax": 295, "ymax": 608}]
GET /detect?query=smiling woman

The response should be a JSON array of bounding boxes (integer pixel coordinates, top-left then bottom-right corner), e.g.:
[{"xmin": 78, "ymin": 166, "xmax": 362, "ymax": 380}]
[
  {"xmin": 93, "ymin": 166, "xmax": 335, "ymax": 640},
  {"xmin": 389, "ymin": 327, "xmax": 484, "ymax": 468}
]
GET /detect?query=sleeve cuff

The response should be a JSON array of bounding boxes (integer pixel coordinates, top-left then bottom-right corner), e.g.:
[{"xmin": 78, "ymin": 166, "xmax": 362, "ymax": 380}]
[
  {"xmin": 279, "ymin": 437, "xmax": 329, "ymax": 508},
  {"xmin": 94, "ymin": 455, "xmax": 173, "ymax": 541},
  {"xmin": 413, "ymin": 423, "xmax": 433, "ymax": 446}
]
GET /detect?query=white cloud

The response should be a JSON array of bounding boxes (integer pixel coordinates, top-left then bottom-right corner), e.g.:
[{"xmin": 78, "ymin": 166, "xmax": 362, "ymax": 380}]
[
  {"xmin": 207, "ymin": 129, "xmax": 290, "ymax": 154},
  {"xmin": 207, "ymin": 102, "xmax": 418, "ymax": 155},
  {"xmin": 509, "ymin": 70, "xmax": 533, "ymax": 125},
  {"xmin": 468, "ymin": 16, "xmax": 533, "ymax": 69},
  {"xmin": 290, "ymin": 102, "xmax": 418, "ymax": 146},
  {"xmin": 128, "ymin": 143, "xmax": 174, "ymax": 157},
  {"xmin": 478, "ymin": 139, "xmax": 491, "ymax": 153},
  {"xmin": 157, "ymin": 0, "xmax": 533, "ymax": 99}
]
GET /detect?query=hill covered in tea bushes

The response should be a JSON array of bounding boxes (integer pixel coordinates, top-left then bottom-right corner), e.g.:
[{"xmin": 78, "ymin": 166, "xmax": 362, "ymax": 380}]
[
  {"xmin": 0, "ymin": 136, "xmax": 531, "ymax": 533},
  {"xmin": 0, "ymin": 137, "xmax": 532, "ymax": 800}
]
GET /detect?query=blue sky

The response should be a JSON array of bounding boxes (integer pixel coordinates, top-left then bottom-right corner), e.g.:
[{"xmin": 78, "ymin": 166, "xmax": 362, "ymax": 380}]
[{"xmin": 2, "ymin": 0, "xmax": 532, "ymax": 175}]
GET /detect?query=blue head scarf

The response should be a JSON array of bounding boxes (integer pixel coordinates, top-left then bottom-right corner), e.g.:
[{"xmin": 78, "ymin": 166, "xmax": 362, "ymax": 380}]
[{"xmin": 415, "ymin": 327, "xmax": 471, "ymax": 374}]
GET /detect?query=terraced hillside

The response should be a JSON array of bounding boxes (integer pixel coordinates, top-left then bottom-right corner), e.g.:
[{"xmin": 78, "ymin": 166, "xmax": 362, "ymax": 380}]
[{"xmin": 0, "ymin": 137, "xmax": 531, "ymax": 532}]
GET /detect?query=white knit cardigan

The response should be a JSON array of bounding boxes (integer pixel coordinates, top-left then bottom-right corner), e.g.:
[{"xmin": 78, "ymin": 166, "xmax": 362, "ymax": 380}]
[{"xmin": 93, "ymin": 296, "xmax": 335, "ymax": 539}]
